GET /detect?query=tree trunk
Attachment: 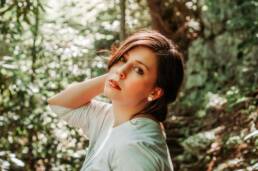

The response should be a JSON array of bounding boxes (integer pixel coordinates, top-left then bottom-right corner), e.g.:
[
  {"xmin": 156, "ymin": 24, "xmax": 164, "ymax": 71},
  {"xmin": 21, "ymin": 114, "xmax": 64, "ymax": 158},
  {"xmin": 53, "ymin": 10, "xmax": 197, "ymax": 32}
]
[
  {"xmin": 120, "ymin": 0, "xmax": 126, "ymax": 41},
  {"xmin": 146, "ymin": 0, "xmax": 203, "ymax": 58}
]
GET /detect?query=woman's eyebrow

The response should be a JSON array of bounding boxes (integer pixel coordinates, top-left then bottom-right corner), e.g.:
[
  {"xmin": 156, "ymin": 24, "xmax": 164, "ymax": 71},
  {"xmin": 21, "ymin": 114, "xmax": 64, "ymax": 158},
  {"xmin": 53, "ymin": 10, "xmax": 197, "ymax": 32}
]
[
  {"xmin": 134, "ymin": 60, "xmax": 150, "ymax": 71},
  {"xmin": 124, "ymin": 53, "xmax": 150, "ymax": 71}
]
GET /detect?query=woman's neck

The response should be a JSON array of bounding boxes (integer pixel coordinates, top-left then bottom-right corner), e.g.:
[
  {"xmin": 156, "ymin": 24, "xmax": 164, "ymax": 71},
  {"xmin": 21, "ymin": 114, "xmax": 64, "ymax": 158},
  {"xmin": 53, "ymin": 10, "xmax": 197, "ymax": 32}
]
[{"xmin": 111, "ymin": 101, "xmax": 158, "ymax": 128}]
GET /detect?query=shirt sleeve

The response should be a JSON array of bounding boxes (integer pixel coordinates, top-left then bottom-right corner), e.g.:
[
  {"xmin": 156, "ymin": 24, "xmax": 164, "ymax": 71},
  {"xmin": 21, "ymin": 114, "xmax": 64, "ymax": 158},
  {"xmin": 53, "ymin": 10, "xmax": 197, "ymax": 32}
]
[
  {"xmin": 112, "ymin": 142, "xmax": 166, "ymax": 171},
  {"xmin": 48, "ymin": 99, "xmax": 112, "ymax": 140}
]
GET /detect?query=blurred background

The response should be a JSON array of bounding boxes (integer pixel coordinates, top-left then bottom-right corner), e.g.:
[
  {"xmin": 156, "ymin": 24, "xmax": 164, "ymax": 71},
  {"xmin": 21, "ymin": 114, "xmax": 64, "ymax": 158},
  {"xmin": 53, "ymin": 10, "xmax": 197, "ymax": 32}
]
[{"xmin": 0, "ymin": 0, "xmax": 257, "ymax": 170}]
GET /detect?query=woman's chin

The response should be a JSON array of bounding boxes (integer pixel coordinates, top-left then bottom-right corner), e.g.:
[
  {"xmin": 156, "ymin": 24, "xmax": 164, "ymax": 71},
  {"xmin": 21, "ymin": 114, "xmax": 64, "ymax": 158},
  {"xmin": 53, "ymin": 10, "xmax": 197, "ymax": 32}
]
[{"xmin": 104, "ymin": 87, "xmax": 117, "ymax": 99}]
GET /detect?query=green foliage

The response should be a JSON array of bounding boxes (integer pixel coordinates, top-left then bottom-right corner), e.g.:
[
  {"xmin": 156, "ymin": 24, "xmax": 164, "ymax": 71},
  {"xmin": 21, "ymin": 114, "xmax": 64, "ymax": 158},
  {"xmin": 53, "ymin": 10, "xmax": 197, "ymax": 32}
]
[
  {"xmin": 181, "ymin": 129, "xmax": 216, "ymax": 156},
  {"xmin": 180, "ymin": 0, "xmax": 257, "ymax": 112},
  {"xmin": 0, "ymin": 0, "xmax": 97, "ymax": 170},
  {"xmin": 170, "ymin": 0, "xmax": 258, "ymax": 170}
]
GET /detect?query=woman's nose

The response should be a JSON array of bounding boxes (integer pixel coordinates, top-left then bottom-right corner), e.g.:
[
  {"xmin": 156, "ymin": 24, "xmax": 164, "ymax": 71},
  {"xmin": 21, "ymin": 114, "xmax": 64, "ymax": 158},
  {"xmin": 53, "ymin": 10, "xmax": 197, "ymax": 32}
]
[
  {"xmin": 116, "ymin": 66, "xmax": 127, "ymax": 79},
  {"xmin": 119, "ymin": 71, "xmax": 126, "ymax": 79}
]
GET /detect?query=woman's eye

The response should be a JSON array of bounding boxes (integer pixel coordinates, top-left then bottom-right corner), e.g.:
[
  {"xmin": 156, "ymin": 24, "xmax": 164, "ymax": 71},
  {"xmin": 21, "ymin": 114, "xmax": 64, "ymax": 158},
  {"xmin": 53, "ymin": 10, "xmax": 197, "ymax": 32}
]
[{"xmin": 134, "ymin": 67, "xmax": 144, "ymax": 75}]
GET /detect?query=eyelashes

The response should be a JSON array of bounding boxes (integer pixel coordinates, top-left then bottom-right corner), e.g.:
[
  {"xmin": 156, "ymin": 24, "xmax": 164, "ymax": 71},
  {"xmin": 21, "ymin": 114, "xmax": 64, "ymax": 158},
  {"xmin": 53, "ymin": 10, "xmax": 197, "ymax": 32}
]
[{"xmin": 134, "ymin": 66, "xmax": 144, "ymax": 75}]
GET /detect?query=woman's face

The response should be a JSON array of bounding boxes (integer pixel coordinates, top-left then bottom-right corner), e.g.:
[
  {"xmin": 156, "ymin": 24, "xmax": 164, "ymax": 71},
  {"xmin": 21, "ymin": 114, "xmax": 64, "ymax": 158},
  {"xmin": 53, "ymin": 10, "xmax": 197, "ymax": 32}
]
[{"xmin": 104, "ymin": 46, "xmax": 159, "ymax": 106}]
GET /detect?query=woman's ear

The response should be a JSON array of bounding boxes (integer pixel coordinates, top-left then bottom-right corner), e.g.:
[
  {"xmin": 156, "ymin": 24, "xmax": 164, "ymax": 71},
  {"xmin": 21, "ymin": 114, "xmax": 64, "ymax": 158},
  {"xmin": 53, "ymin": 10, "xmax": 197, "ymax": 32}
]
[{"xmin": 149, "ymin": 87, "xmax": 164, "ymax": 101}]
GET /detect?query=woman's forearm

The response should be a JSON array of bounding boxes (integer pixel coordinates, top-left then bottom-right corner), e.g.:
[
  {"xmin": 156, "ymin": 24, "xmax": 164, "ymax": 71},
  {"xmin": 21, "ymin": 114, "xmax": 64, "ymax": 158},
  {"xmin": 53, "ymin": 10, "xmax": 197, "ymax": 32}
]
[{"xmin": 47, "ymin": 74, "xmax": 108, "ymax": 108}]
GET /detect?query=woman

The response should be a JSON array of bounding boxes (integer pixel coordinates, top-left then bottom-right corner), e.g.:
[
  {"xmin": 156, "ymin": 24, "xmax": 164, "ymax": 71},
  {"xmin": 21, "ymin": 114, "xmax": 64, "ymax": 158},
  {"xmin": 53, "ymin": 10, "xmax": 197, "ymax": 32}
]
[{"xmin": 47, "ymin": 30, "xmax": 184, "ymax": 171}]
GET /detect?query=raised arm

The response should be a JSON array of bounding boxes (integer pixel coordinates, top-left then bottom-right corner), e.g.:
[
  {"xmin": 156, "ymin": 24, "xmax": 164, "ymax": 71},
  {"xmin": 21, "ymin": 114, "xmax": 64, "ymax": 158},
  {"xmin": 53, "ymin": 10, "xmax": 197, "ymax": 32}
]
[{"xmin": 47, "ymin": 74, "xmax": 108, "ymax": 109}]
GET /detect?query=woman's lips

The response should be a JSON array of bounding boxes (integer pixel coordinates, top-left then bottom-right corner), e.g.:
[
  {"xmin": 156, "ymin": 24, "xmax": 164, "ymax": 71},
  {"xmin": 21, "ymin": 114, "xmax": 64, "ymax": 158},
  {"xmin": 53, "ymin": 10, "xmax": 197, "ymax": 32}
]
[{"xmin": 108, "ymin": 79, "xmax": 121, "ymax": 90}]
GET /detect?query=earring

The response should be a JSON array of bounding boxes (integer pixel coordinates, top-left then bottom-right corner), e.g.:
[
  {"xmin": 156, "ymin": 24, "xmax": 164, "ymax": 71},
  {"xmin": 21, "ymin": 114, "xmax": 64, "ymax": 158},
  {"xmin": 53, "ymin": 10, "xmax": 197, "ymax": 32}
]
[{"xmin": 147, "ymin": 96, "xmax": 153, "ymax": 101}]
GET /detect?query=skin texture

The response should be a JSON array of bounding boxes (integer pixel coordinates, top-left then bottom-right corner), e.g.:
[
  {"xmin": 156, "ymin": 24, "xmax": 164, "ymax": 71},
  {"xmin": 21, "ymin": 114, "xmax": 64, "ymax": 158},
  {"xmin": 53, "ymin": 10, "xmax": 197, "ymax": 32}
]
[{"xmin": 103, "ymin": 46, "xmax": 164, "ymax": 127}]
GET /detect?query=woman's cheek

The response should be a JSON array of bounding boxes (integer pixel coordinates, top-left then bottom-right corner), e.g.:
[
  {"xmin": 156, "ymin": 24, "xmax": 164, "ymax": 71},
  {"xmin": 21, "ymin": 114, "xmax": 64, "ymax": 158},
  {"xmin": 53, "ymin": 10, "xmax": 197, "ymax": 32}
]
[{"xmin": 127, "ymin": 79, "xmax": 146, "ymax": 92}]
